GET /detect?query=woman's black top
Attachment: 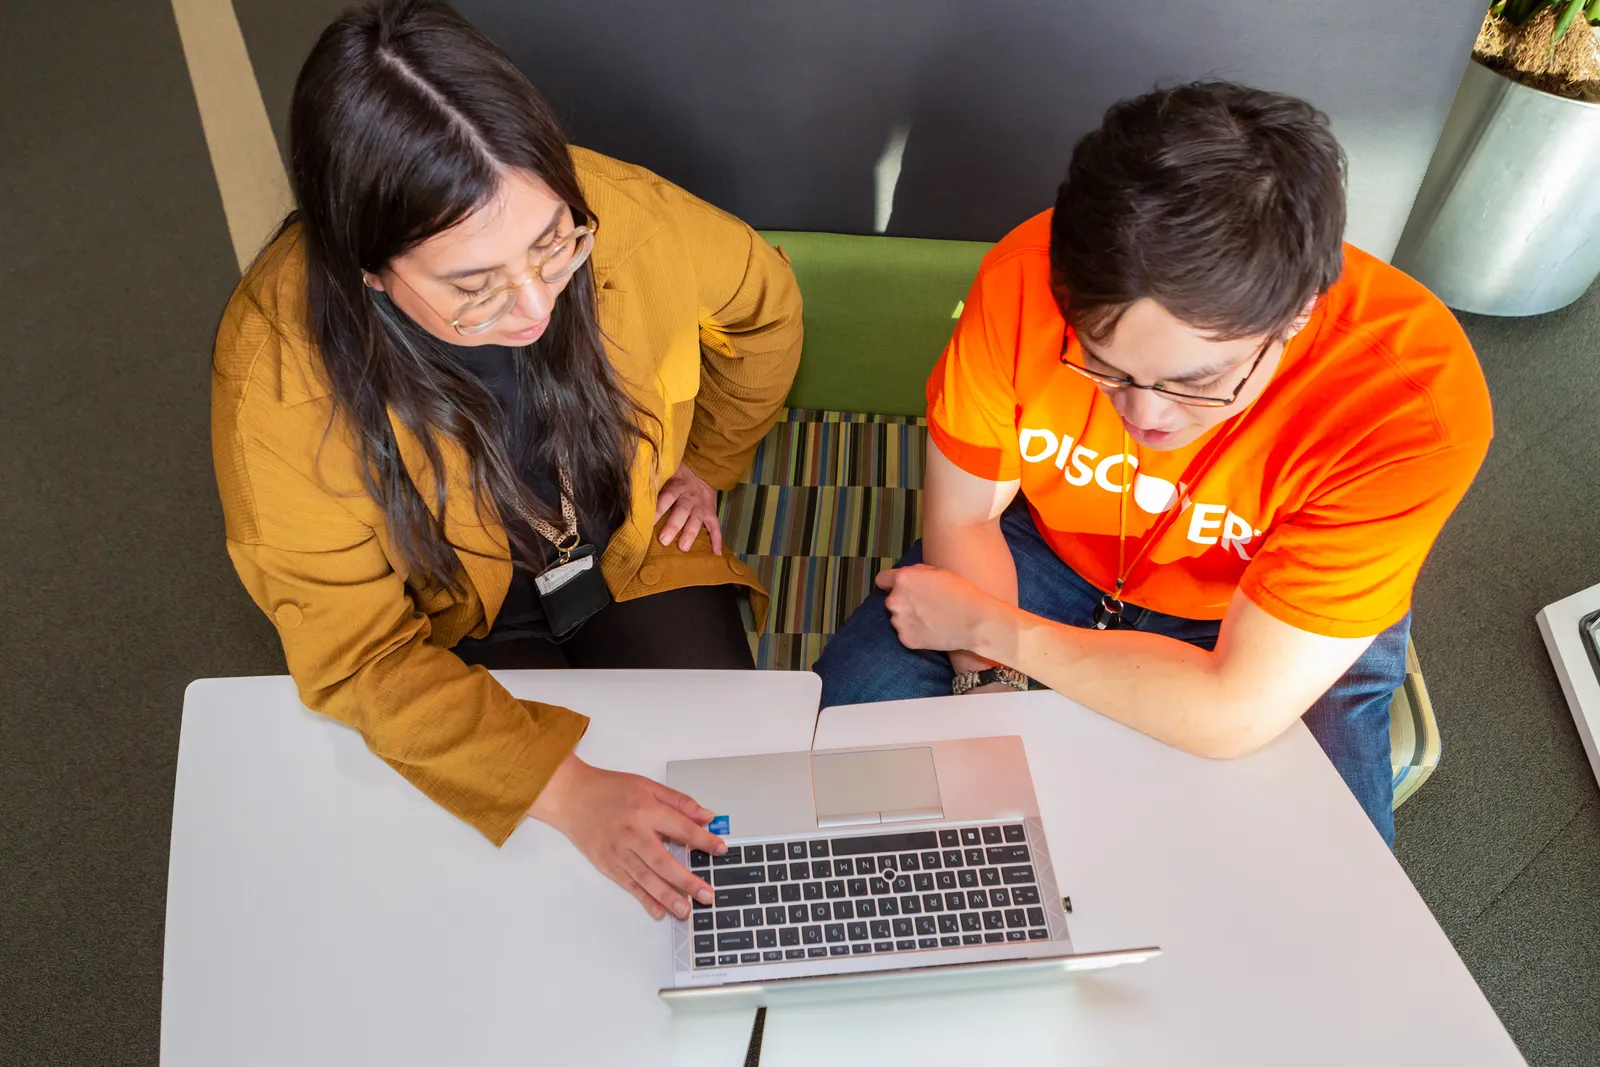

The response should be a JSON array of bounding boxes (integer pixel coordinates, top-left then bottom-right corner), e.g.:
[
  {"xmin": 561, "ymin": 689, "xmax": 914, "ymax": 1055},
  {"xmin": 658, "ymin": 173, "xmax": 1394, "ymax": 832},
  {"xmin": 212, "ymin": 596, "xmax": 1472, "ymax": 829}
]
[{"xmin": 448, "ymin": 342, "xmax": 620, "ymax": 643}]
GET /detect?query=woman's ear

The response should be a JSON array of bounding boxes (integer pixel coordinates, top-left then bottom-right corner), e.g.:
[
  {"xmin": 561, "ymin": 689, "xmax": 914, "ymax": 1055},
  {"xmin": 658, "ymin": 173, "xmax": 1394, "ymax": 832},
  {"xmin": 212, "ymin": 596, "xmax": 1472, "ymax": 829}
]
[{"xmin": 362, "ymin": 271, "xmax": 385, "ymax": 293}]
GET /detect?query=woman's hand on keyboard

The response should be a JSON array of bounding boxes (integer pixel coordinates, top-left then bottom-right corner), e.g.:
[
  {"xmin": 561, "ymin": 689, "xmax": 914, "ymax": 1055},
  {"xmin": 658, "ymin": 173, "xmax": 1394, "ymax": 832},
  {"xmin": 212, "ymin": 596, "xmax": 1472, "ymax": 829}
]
[{"xmin": 529, "ymin": 753, "xmax": 728, "ymax": 920}]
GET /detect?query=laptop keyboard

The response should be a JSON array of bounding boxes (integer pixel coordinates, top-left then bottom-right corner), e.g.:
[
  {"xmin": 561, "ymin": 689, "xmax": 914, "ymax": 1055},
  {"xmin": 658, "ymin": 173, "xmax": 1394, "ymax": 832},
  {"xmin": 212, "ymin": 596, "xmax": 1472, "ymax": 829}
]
[{"xmin": 684, "ymin": 823, "xmax": 1050, "ymax": 969}]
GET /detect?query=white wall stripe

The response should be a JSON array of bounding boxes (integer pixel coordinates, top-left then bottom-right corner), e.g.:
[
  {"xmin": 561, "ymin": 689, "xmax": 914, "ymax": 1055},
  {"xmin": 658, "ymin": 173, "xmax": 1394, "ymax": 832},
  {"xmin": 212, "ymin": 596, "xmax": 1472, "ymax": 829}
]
[{"xmin": 170, "ymin": 0, "xmax": 290, "ymax": 272}]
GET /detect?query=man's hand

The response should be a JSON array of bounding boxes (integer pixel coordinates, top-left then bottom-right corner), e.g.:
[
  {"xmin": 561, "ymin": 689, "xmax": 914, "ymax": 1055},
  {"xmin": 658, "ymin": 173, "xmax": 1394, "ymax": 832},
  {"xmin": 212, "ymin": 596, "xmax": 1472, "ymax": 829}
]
[
  {"xmin": 875, "ymin": 563, "xmax": 1011, "ymax": 655},
  {"xmin": 529, "ymin": 753, "xmax": 727, "ymax": 920},
  {"xmin": 654, "ymin": 464, "xmax": 724, "ymax": 554}
]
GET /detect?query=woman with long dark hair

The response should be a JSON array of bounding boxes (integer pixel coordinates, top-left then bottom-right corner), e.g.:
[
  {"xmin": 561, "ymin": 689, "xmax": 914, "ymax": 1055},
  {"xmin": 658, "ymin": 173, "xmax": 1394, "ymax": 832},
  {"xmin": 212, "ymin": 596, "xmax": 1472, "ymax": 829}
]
[{"xmin": 212, "ymin": 0, "xmax": 801, "ymax": 919}]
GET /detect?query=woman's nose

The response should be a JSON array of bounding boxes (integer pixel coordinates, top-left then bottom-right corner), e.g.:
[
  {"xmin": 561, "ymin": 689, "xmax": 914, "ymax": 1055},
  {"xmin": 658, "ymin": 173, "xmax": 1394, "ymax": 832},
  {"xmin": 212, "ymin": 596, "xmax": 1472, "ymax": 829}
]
[{"xmin": 512, "ymin": 277, "xmax": 555, "ymax": 322}]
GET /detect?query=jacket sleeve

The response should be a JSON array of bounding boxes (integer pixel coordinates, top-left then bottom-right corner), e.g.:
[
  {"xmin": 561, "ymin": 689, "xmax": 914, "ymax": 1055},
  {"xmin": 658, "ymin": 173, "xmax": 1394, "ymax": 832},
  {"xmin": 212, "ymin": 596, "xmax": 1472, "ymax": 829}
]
[
  {"xmin": 665, "ymin": 186, "xmax": 804, "ymax": 490},
  {"xmin": 218, "ymin": 424, "xmax": 588, "ymax": 847}
]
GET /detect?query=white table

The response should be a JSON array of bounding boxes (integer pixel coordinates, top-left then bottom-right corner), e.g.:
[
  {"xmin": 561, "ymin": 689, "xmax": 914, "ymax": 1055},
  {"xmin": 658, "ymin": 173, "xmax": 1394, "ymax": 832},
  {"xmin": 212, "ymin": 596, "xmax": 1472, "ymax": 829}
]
[
  {"xmin": 758, "ymin": 691, "xmax": 1526, "ymax": 1066},
  {"xmin": 161, "ymin": 671, "xmax": 821, "ymax": 1067},
  {"xmin": 163, "ymin": 675, "xmax": 1525, "ymax": 1066}
]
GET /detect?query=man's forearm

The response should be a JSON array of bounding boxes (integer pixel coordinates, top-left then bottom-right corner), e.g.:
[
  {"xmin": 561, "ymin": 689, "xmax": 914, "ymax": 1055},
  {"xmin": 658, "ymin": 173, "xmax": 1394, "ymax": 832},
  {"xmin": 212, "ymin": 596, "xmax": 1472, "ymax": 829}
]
[
  {"xmin": 970, "ymin": 608, "xmax": 1276, "ymax": 758},
  {"xmin": 923, "ymin": 520, "xmax": 1017, "ymax": 605},
  {"xmin": 923, "ymin": 521, "xmax": 1017, "ymax": 671}
]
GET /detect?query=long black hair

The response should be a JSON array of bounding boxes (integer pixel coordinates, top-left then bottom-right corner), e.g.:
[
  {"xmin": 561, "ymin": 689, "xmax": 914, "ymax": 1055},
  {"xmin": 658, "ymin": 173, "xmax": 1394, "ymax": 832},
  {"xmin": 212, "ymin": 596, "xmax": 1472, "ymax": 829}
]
[{"xmin": 277, "ymin": 0, "xmax": 649, "ymax": 592}]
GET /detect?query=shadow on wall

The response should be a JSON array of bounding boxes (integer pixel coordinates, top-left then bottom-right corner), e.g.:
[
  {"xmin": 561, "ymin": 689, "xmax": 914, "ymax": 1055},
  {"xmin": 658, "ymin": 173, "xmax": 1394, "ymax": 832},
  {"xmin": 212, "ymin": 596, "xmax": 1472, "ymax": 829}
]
[{"xmin": 459, "ymin": 0, "xmax": 1491, "ymax": 255}]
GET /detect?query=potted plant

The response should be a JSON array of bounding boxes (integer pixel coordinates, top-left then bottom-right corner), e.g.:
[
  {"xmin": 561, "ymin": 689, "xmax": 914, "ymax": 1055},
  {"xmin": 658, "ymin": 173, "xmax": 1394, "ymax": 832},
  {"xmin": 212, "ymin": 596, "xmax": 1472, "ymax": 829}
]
[{"xmin": 1392, "ymin": 2, "xmax": 1600, "ymax": 315}]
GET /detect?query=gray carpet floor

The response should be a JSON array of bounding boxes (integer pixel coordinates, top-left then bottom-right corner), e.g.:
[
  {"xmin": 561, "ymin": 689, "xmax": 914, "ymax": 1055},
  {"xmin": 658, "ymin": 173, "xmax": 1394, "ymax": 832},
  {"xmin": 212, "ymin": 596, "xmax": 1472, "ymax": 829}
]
[{"xmin": 2, "ymin": 2, "xmax": 1597, "ymax": 1063}]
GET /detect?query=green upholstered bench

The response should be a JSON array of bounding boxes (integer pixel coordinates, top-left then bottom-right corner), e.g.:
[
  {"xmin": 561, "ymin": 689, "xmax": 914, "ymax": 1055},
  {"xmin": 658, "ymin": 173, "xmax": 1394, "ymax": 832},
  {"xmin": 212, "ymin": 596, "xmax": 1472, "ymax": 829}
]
[{"xmin": 721, "ymin": 231, "xmax": 1441, "ymax": 809}]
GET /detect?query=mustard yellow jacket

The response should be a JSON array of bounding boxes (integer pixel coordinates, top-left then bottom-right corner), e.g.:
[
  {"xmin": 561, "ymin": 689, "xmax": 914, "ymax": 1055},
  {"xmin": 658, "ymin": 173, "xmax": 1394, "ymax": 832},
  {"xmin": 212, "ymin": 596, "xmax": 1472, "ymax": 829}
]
[{"xmin": 212, "ymin": 148, "xmax": 802, "ymax": 845}]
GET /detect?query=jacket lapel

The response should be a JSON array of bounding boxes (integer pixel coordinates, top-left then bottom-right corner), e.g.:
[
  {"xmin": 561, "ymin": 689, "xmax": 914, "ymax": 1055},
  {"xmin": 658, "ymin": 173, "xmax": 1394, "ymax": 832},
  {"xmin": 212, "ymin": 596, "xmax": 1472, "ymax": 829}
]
[{"xmin": 387, "ymin": 410, "xmax": 512, "ymax": 626}]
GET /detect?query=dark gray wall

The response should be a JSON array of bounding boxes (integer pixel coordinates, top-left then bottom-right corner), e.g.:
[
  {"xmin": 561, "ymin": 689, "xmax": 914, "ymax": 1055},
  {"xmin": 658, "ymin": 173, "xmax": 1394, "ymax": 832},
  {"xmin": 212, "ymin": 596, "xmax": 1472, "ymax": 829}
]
[{"xmin": 456, "ymin": 0, "xmax": 1489, "ymax": 258}]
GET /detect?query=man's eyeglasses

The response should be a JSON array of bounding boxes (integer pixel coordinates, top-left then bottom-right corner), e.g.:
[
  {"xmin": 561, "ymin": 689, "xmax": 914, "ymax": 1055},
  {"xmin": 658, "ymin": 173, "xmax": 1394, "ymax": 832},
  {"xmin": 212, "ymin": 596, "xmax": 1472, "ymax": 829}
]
[
  {"xmin": 449, "ymin": 217, "xmax": 598, "ymax": 334},
  {"xmin": 1059, "ymin": 327, "xmax": 1273, "ymax": 409}
]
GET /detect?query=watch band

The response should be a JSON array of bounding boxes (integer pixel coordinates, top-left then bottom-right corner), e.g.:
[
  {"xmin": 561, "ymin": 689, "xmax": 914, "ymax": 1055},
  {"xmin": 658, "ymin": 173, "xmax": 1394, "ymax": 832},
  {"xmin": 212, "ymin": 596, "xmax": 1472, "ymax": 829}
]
[{"xmin": 952, "ymin": 665, "xmax": 1028, "ymax": 696}]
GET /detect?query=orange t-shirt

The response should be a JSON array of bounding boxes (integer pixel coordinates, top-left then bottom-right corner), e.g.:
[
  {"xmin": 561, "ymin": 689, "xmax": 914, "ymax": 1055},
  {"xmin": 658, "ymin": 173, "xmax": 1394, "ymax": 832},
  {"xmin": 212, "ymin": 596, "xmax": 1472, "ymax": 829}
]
[{"xmin": 927, "ymin": 211, "xmax": 1493, "ymax": 639}]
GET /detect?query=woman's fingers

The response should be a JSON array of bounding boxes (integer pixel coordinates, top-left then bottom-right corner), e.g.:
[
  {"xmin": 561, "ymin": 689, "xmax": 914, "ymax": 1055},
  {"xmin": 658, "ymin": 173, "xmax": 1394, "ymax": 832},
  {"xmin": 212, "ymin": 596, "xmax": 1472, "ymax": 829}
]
[
  {"xmin": 638, "ymin": 840, "xmax": 710, "ymax": 916},
  {"xmin": 654, "ymin": 781, "xmax": 714, "ymax": 822},
  {"xmin": 675, "ymin": 506, "xmax": 704, "ymax": 550},
  {"xmin": 655, "ymin": 809, "xmax": 726, "ymax": 867},
  {"xmin": 659, "ymin": 502, "xmax": 691, "ymax": 546},
  {"xmin": 616, "ymin": 869, "xmax": 665, "ymax": 920},
  {"xmin": 625, "ymin": 850, "xmax": 691, "ymax": 919},
  {"xmin": 656, "ymin": 487, "xmax": 722, "ymax": 553},
  {"xmin": 653, "ymin": 487, "xmax": 681, "ymax": 524}
]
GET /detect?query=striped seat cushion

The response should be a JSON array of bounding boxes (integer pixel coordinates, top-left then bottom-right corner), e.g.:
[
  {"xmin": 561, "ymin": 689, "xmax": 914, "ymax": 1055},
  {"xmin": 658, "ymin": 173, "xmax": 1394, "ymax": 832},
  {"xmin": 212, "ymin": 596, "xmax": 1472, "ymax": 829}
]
[{"xmin": 722, "ymin": 408, "xmax": 1441, "ymax": 809}]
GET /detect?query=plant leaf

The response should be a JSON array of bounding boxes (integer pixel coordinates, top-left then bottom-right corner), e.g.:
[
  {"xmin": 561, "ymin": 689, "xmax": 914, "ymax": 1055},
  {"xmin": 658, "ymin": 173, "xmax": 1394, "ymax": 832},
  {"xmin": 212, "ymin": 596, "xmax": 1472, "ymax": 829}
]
[
  {"xmin": 1503, "ymin": 0, "xmax": 1543, "ymax": 25},
  {"xmin": 1552, "ymin": 0, "xmax": 1585, "ymax": 41}
]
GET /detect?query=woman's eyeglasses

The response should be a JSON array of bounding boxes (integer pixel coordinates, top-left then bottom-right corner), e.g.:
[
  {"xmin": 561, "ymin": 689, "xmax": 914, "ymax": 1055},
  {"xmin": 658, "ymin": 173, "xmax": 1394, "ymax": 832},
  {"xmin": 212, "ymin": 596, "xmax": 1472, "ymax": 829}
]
[
  {"xmin": 1059, "ymin": 328, "xmax": 1273, "ymax": 409},
  {"xmin": 450, "ymin": 220, "xmax": 598, "ymax": 334}
]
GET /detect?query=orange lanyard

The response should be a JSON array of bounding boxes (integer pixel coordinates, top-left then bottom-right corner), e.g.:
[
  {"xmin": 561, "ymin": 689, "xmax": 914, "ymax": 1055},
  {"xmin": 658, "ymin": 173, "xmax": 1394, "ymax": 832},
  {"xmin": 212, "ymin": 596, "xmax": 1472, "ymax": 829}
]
[{"xmin": 1094, "ymin": 420, "xmax": 1243, "ymax": 629}]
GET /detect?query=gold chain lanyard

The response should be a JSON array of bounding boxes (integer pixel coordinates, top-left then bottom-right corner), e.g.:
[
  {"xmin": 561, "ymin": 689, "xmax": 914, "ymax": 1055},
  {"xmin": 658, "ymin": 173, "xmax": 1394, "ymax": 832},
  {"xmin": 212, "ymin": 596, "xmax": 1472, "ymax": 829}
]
[{"xmin": 510, "ymin": 467, "xmax": 582, "ymax": 565}]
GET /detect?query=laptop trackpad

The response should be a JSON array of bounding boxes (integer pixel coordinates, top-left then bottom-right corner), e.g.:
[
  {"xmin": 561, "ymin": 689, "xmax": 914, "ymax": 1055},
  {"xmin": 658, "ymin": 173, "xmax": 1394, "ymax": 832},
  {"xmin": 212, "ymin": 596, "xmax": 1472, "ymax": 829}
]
[{"xmin": 811, "ymin": 747, "xmax": 944, "ymax": 828}]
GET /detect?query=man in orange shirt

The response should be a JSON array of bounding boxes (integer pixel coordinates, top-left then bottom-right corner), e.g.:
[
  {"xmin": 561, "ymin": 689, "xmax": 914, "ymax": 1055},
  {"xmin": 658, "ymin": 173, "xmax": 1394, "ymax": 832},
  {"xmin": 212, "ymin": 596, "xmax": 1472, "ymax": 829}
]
[{"xmin": 815, "ymin": 82, "xmax": 1492, "ymax": 846}]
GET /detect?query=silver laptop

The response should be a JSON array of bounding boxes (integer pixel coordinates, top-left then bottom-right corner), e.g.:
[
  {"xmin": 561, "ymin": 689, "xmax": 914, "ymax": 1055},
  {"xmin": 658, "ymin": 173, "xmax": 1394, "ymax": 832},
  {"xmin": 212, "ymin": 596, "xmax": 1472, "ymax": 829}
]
[{"xmin": 659, "ymin": 734, "xmax": 1159, "ymax": 1011}]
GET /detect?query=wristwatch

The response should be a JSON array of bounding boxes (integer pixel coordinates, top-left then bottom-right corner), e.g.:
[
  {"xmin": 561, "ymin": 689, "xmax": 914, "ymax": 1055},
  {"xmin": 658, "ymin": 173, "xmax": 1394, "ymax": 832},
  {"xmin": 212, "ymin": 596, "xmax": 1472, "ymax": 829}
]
[{"xmin": 951, "ymin": 665, "xmax": 1028, "ymax": 696}]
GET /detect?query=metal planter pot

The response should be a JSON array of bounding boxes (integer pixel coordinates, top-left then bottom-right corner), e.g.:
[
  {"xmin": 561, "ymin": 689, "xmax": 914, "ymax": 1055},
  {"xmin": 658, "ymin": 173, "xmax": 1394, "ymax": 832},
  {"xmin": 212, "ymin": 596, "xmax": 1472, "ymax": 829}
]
[{"xmin": 1394, "ymin": 57, "xmax": 1600, "ymax": 316}]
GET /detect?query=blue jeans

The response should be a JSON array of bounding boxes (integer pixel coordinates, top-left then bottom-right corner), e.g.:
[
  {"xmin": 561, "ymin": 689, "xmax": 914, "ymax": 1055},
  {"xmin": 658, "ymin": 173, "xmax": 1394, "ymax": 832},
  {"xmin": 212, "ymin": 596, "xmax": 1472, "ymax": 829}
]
[{"xmin": 815, "ymin": 501, "xmax": 1410, "ymax": 846}]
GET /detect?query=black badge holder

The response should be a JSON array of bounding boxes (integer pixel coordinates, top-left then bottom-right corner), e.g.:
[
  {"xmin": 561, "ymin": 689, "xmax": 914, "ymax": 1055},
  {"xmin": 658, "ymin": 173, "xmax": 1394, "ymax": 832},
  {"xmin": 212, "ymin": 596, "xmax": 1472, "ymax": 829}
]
[
  {"xmin": 534, "ymin": 542, "xmax": 612, "ymax": 638},
  {"xmin": 517, "ymin": 466, "xmax": 613, "ymax": 639}
]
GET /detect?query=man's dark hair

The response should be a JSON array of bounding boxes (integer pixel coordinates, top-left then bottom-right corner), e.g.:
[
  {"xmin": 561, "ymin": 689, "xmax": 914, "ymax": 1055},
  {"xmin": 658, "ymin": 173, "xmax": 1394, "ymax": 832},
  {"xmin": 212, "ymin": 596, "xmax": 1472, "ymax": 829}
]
[{"xmin": 1050, "ymin": 81, "xmax": 1347, "ymax": 343}]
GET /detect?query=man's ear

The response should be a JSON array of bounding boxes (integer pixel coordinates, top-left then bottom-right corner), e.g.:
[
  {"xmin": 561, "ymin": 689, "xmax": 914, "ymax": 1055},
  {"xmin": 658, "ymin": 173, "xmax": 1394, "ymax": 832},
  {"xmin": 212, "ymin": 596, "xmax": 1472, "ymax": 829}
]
[{"xmin": 1289, "ymin": 297, "xmax": 1319, "ymax": 336}]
